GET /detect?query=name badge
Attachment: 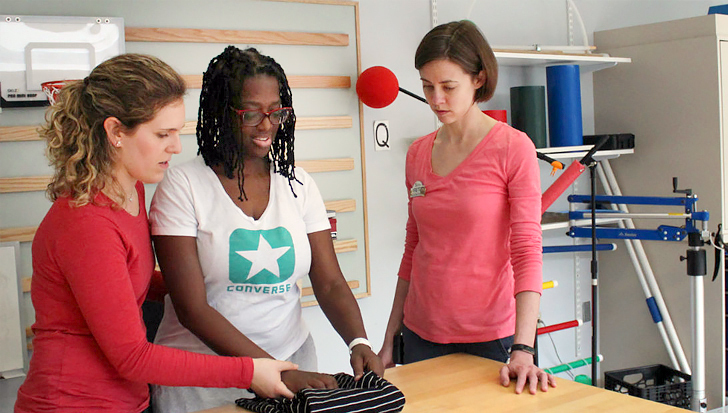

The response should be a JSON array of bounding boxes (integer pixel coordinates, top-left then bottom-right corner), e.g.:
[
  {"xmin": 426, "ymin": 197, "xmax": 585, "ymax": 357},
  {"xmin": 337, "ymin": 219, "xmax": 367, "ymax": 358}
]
[{"xmin": 410, "ymin": 181, "xmax": 426, "ymax": 198}]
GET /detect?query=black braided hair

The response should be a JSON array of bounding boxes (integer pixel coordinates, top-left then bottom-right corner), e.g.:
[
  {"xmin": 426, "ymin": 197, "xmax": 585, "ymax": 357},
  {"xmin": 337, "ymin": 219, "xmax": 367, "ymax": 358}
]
[{"xmin": 197, "ymin": 46, "xmax": 298, "ymax": 200}]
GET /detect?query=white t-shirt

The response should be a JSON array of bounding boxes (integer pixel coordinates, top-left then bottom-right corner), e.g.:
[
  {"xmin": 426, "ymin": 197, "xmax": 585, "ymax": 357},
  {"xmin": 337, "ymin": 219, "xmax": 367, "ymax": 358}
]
[{"xmin": 149, "ymin": 156, "xmax": 330, "ymax": 360}]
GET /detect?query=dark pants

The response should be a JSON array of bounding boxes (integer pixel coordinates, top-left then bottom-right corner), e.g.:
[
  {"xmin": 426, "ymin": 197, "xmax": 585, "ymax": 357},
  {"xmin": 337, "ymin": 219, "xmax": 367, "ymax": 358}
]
[{"xmin": 401, "ymin": 325, "xmax": 514, "ymax": 364}]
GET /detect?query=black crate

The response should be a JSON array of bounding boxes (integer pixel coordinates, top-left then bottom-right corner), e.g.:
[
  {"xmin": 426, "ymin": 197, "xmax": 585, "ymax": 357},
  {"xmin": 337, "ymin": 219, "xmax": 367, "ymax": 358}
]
[
  {"xmin": 583, "ymin": 133, "xmax": 635, "ymax": 150},
  {"xmin": 604, "ymin": 364, "xmax": 691, "ymax": 409}
]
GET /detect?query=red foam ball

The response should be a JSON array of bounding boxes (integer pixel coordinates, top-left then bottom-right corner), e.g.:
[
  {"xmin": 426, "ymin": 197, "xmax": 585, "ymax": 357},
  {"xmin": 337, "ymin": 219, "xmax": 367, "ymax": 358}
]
[{"xmin": 356, "ymin": 66, "xmax": 399, "ymax": 108}]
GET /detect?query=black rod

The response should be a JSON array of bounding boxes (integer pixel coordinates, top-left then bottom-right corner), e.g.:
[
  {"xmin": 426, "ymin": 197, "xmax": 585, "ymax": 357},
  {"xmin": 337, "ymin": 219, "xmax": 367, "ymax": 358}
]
[
  {"xmin": 399, "ymin": 87, "xmax": 428, "ymax": 104},
  {"xmin": 590, "ymin": 164, "xmax": 599, "ymax": 386},
  {"xmin": 581, "ymin": 134, "xmax": 612, "ymax": 165},
  {"xmin": 537, "ymin": 152, "xmax": 565, "ymax": 169}
]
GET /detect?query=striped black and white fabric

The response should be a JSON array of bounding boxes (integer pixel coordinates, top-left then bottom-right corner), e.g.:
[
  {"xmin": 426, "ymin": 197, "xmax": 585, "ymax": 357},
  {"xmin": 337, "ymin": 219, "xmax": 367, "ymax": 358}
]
[{"xmin": 236, "ymin": 371, "xmax": 406, "ymax": 413}]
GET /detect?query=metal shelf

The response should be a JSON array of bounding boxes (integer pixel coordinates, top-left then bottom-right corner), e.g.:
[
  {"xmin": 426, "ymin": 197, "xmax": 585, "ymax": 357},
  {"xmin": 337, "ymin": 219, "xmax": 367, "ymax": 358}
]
[
  {"xmin": 494, "ymin": 50, "xmax": 631, "ymax": 72},
  {"xmin": 538, "ymin": 146, "xmax": 634, "ymax": 161},
  {"xmin": 542, "ymin": 217, "xmax": 625, "ymax": 232}
]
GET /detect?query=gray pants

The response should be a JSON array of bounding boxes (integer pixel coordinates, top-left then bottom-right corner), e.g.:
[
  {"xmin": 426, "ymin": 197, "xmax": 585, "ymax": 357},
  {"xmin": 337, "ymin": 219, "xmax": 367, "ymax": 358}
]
[{"xmin": 151, "ymin": 335, "xmax": 317, "ymax": 413}]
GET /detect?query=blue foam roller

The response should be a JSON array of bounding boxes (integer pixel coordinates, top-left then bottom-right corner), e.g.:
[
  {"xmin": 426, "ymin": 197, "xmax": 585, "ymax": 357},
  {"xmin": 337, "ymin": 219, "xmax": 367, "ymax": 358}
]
[
  {"xmin": 543, "ymin": 244, "xmax": 616, "ymax": 254},
  {"xmin": 708, "ymin": 5, "xmax": 728, "ymax": 15},
  {"xmin": 546, "ymin": 65, "xmax": 583, "ymax": 147},
  {"xmin": 646, "ymin": 297, "xmax": 662, "ymax": 323}
]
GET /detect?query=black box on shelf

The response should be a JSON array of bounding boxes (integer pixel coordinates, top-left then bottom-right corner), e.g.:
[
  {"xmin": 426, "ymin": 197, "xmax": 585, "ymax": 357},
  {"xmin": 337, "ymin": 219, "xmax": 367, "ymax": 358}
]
[
  {"xmin": 583, "ymin": 133, "xmax": 635, "ymax": 150},
  {"xmin": 604, "ymin": 364, "xmax": 691, "ymax": 409}
]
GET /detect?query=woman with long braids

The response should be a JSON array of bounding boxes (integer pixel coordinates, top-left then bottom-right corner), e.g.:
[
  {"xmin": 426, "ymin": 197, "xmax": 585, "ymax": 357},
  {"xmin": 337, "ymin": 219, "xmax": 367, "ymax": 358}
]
[
  {"xmin": 15, "ymin": 53, "xmax": 297, "ymax": 413},
  {"xmin": 149, "ymin": 46, "xmax": 383, "ymax": 413}
]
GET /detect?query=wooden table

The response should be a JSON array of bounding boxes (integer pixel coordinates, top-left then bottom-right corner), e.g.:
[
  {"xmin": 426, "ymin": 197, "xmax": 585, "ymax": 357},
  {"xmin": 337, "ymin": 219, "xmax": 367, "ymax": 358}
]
[{"xmin": 196, "ymin": 353, "xmax": 685, "ymax": 412}]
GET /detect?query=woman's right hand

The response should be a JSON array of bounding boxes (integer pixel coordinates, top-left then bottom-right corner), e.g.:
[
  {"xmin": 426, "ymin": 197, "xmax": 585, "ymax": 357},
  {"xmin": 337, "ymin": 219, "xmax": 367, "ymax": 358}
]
[
  {"xmin": 378, "ymin": 338, "xmax": 395, "ymax": 369},
  {"xmin": 250, "ymin": 358, "xmax": 298, "ymax": 399},
  {"xmin": 281, "ymin": 370, "xmax": 338, "ymax": 392}
]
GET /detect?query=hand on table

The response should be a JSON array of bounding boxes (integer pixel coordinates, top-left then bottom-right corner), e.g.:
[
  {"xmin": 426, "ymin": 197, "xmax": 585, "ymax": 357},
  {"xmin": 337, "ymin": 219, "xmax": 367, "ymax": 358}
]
[
  {"xmin": 281, "ymin": 370, "xmax": 338, "ymax": 393},
  {"xmin": 250, "ymin": 358, "xmax": 298, "ymax": 399},
  {"xmin": 499, "ymin": 351, "xmax": 557, "ymax": 394},
  {"xmin": 352, "ymin": 344, "xmax": 385, "ymax": 379}
]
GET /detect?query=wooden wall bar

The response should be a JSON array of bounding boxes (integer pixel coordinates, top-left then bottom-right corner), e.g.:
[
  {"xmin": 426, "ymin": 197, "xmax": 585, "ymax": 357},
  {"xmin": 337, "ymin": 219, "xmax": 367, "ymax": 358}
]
[
  {"xmin": 3, "ymin": 198, "xmax": 356, "ymax": 245},
  {"xmin": 3, "ymin": 230, "xmax": 358, "ymax": 251},
  {"xmin": 19, "ymin": 198, "xmax": 355, "ymax": 293},
  {"xmin": 1, "ymin": 116, "xmax": 353, "ymax": 143},
  {"xmin": 285, "ymin": 75, "xmax": 351, "ymax": 89},
  {"xmin": 296, "ymin": 158, "xmax": 355, "ymax": 173},
  {"xmin": 0, "ymin": 227, "xmax": 36, "ymax": 243},
  {"xmin": 5, "ymin": 0, "xmax": 369, "ymax": 351},
  {"xmin": 20, "ymin": 238, "xmax": 357, "ymax": 294},
  {"xmin": 331, "ymin": 238, "xmax": 357, "ymax": 253},
  {"xmin": 180, "ymin": 117, "xmax": 353, "ymax": 135},
  {"xmin": 324, "ymin": 198, "xmax": 355, "ymax": 213},
  {"xmin": 24, "ymin": 277, "xmax": 362, "ymax": 337},
  {"xmin": 125, "ymin": 27, "xmax": 348, "ymax": 46},
  {"xmin": 0, "ymin": 126, "xmax": 42, "ymax": 142},
  {"xmin": 181, "ymin": 75, "xmax": 350, "ymax": 89},
  {"xmin": 21, "ymin": 277, "xmax": 31, "ymax": 293},
  {"xmin": 0, "ymin": 176, "xmax": 50, "ymax": 193},
  {"xmin": 0, "ymin": 157, "xmax": 355, "ymax": 193},
  {"xmin": 295, "ymin": 116, "xmax": 353, "ymax": 130}
]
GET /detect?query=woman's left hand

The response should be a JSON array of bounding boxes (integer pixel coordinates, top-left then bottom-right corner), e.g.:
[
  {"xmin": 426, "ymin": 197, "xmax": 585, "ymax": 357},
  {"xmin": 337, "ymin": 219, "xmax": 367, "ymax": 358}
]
[
  {"xmin": 499, "ymin": 351, "xmax": 557, "ymax": 394},
  {"xmin": 350, "ymin": 344, "xmax": 385, "ymax": 380}
]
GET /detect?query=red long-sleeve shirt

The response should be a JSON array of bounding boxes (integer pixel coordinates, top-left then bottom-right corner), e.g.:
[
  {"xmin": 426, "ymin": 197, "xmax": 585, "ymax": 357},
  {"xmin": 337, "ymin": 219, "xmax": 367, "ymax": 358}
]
[
  {"xmin": 15, "ymin": 183, "xmax": 253, "ymax": 413},
  {"xmin": 398, "ymin": 123, "xmax": 543, "ymax": 344}
]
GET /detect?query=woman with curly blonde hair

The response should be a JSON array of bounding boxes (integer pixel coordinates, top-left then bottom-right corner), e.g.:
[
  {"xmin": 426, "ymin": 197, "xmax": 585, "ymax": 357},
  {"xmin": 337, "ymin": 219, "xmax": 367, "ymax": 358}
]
[{"xmin": 15, "ymin": 53, "xmax": 296, "ymax": 413}]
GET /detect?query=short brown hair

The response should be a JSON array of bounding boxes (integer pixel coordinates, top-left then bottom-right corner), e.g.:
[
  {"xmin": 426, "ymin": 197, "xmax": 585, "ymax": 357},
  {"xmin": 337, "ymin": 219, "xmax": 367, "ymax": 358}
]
[
  {"xmin": 43, "ymin": 53, "xmax": 186, "ymax": 206},
  {"xmin": 414, "ymin": 20, "xmax": 498, "ymax": 103}
]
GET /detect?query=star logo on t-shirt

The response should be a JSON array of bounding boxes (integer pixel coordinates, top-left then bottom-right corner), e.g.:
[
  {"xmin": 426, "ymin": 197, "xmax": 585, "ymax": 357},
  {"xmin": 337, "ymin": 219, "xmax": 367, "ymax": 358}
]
[
  {"xmin": 235, "ymin": 235, "xmax": 290, "ymax": 280},
  {"xmin": 228, "ymin": 228, "xmax": 296, "ymax": 284}
]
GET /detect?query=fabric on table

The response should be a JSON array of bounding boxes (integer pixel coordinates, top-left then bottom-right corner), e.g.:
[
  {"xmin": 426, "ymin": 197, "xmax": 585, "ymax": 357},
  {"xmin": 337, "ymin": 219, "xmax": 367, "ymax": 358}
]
[
  {"xmin": 152, "ymin": 334, "xmax": 318, "ymax": 413},
  {"xmin": 236, "ymin": 371, "xmax": 405, "ymax": 413}
]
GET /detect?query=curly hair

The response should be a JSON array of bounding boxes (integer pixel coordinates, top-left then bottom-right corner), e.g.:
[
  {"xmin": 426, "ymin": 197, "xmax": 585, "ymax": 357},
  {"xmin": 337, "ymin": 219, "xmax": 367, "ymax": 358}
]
[
  {"xmin": 43, "ymin": 53, "xmax": 186, "ymax": 207},
  {"xmin": 415, "ymin": 20, "xmax": 498, "ymax": 103},
  {"xmin": 197, "ymin": 46, "xmax": 297, "ymax": 200}
]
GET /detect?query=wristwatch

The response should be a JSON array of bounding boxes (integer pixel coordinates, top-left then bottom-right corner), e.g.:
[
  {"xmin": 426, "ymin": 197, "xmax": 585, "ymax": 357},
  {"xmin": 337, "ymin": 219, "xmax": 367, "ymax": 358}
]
[{"xmin": 509, "ymin": 343, "xmax": 536, "ymax": 357}]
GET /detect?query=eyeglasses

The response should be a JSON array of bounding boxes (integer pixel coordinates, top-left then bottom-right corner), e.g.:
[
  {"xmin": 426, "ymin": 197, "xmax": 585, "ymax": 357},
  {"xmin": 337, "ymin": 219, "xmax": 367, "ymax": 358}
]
[{"xmin": 231, "ymin": 107, "xmax": 293, "ymax": 127}]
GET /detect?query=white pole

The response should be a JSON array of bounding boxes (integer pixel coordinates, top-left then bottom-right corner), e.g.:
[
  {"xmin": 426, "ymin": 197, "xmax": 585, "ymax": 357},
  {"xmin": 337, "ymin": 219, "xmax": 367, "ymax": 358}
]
[
  {"xmin": 596, "ymin": 164, "xmax": 680, "ymax": 370},
  {"xmin": 599, "ymin": 160, "xmax": 691, "ymax": 374},
  {"xmin": 691, "ymin": 274, "xmax": 706, "ymax": 412}
]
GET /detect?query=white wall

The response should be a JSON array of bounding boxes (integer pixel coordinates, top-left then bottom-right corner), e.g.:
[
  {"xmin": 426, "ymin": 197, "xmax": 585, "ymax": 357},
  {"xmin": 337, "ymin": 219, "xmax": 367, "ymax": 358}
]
[
  {"xmin": 302, "ymin": 0, "xmax": 434, "ymax": 374},
  {"xmin": 309, "ymin": 1, "xmax": 728, "ymax": 399},
  {"xmin": 1, "ymin": 0, "xmax": 726, "ymax": 404}
]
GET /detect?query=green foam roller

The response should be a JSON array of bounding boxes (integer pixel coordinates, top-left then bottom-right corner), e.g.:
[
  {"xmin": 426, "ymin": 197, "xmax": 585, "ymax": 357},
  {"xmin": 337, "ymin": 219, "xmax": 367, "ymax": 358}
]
[
  {"xmin": 510, "ymin": 86, "xmax": 547, "ymax": 148},
  {"xmin": 575, "ymin": 374, "xmax": 591, "ymax": 385},
  {"xmin": 544, "ymin": 354, "xmax": 603, "ymax": 375}
]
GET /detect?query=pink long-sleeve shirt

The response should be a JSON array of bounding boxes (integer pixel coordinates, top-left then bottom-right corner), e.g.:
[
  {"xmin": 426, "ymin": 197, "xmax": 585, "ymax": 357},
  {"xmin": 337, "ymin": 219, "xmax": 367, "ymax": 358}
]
[
  {"xmin": 398, "ymin": 122, "xmax": 543, "ymax": 344},
  {"xmin": 15, "ymin": 182, "xmax": 253, "ymax": 413}
]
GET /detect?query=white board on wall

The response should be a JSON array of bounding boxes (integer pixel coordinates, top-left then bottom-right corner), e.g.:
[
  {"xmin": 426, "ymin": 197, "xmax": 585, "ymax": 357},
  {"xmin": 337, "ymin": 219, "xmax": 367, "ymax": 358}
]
[
  {"xmin": 0, "ymin": 242, "xmax": 25, "ymax": 378},
  {"xmin": 0, "ymin": 15, "xmax": 125, "ymax": 108}
]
